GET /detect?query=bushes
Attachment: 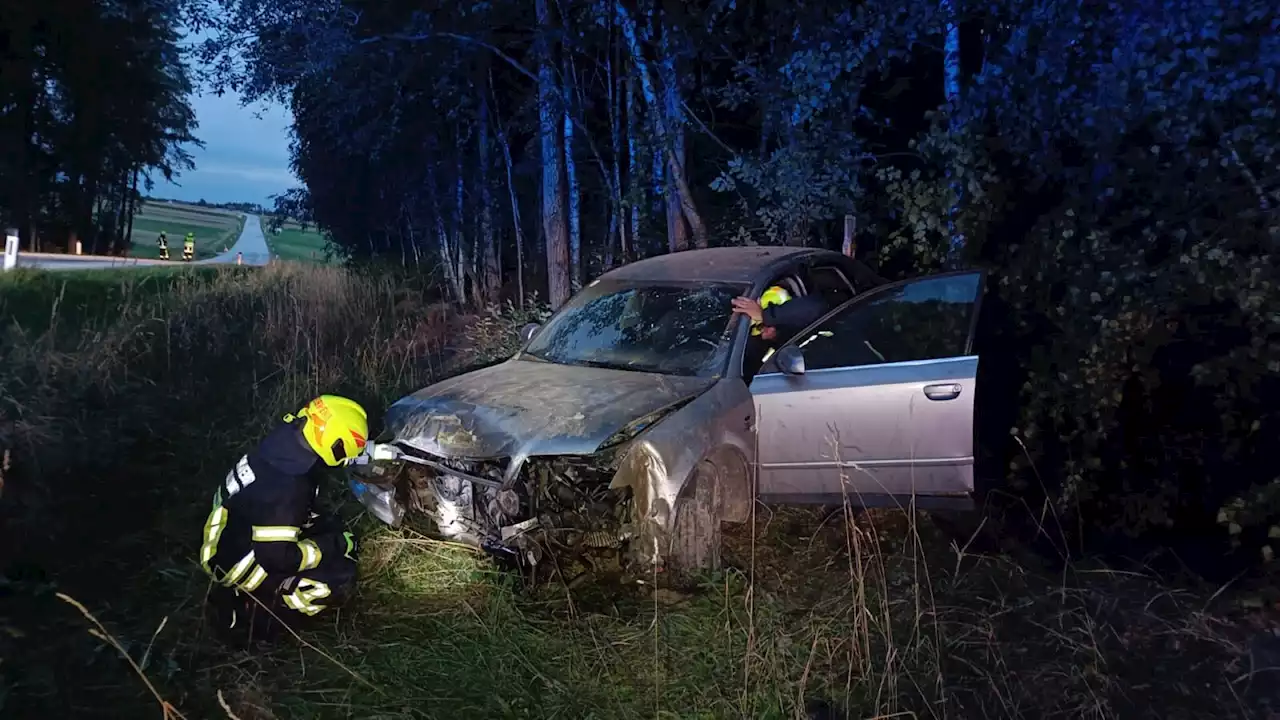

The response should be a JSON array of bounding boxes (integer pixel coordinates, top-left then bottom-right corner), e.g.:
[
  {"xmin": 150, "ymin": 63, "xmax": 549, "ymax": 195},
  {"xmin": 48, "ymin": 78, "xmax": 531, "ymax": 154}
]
[
  {"xmin": 456, "ymin": 298, "xmax": 553, "ymax": 369},
  {"xmin": 864, "ymin": 2, "xmax": 1280, "ymax": 571}
]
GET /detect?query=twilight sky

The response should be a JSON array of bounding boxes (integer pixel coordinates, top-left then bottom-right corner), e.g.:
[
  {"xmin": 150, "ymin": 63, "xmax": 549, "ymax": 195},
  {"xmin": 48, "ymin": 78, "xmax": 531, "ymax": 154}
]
[{"xmin": 150, "ymin": 90, "xmax": 299, "ymax": 208}]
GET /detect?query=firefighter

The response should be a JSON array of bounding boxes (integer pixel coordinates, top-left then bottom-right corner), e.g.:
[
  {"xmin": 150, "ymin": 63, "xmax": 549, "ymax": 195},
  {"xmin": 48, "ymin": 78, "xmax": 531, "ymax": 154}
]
[
  {"xmin": 182, "ymin": 232, "xmax": 195, "ymax": 261},
  {"xmin": 199, "ymin": 395, "xmax": 369, "ymax": 644},
  {"xmin": 157, "ymin": 231, "xmax": 170, "ymax": 260},
  {"xmin": 733, "ymin": 285, "xmax": 830, "ymax": 379}
]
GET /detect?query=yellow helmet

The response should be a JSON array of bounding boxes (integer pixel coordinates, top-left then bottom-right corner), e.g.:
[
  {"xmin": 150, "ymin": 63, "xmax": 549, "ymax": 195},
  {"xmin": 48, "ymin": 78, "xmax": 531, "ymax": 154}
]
[
  {"xmin": 294, "ymin": 395, "xmax": 369, "ymax": 467},
  {"xmin": 750, "ymin": 285, "xmax": 792, "ymax": 336}
]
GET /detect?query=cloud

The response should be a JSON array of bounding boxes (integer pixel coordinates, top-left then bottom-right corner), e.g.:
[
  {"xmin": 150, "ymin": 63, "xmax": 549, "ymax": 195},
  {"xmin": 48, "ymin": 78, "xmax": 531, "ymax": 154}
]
[{"xmin": 151, "ymin": 90, "xmax": 299, "ymax": 207}]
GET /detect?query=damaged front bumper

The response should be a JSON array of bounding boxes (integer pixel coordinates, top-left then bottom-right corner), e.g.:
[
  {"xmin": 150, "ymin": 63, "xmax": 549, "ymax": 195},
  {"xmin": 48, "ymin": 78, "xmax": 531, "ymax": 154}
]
[
  {"xmin": 348, "ymin": 442, "xmax": 641, "ymax": 581},
  {"xmin": 346, "ymin": 442, "xmax": 408, "ymax": 527},
  {"xmin": 348, "ymin": 477, "xmax": 405, "ymax": 527}
]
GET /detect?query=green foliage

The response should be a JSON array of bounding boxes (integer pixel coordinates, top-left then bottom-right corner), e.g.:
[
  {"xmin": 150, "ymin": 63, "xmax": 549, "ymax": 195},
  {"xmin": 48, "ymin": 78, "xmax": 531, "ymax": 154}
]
[
  {"xmin": 0, "ymin": 0, "xmax": 199, "ymax": 254},
  {"xmin": 914, "ymin": 1, "xmax": 1280, "ymax": 552},
  {"xmin": 458, "ymin": 298, "xmax": 554, "ymax": 368}
]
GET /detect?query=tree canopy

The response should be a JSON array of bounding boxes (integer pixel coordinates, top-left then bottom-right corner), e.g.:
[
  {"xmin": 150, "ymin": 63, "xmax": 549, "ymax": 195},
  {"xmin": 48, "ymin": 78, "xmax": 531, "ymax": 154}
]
[{"xmin": 0, "ymin": 0, "xmax": 201, "ymax": 254}]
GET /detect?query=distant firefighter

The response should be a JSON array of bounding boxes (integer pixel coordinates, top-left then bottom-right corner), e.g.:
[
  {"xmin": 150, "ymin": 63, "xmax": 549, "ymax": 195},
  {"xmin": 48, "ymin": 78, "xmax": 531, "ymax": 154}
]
[
  {"xmin": 157, "ymin": 231, "xmax": 169, "ymax": 260},
  {"xmin": 182, "ymin": 232, "xmax": 195, "ymax": 261}
]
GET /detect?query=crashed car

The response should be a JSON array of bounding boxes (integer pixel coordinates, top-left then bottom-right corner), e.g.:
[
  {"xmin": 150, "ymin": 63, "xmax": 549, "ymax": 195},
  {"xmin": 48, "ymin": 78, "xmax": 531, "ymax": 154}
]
[{"xmin": 349, "ymin": 246, "xmax": 987, "ymax": 580}]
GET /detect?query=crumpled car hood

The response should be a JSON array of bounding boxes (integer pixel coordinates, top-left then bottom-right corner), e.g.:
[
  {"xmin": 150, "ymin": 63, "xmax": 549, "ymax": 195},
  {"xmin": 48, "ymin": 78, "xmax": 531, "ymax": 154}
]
[{"xmin": 384, "ymin": 358, "xmax": 714, "ymax": 459}]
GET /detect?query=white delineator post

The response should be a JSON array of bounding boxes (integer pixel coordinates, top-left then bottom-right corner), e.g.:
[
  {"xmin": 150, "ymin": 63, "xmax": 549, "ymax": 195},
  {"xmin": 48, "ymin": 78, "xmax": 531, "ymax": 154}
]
[{"xmin": 3, "ymin": 228, "xmax": 18, "ymax": 271}]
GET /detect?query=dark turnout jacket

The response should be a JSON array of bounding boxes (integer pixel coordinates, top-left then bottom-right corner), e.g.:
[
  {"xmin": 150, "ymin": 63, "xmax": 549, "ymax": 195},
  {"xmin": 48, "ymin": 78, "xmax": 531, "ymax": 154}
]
[
  {"xmin": 200, "ymin": 420, "xmax": 337, "ymax": 593},
  {"xmin": 761, "ymin": 293, "xmax": 828, "ymax": 334}
]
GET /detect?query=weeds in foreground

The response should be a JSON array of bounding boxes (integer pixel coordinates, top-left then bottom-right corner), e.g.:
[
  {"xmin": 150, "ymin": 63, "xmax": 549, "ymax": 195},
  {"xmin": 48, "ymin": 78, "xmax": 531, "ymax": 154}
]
[
  {"xmin": 0, "ymin": 264, "xmax": 1275, "ymax": 719},
  {"xmin": 56, "ymin": 593, "xmax": 187, "ymax": 720}
]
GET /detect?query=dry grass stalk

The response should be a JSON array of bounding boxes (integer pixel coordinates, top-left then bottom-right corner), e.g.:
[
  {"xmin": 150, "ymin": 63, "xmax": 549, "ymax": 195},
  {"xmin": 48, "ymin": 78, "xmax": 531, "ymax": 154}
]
[{"xmin": 56, "ymin": 592, "xmax": 188, "ymax": 720}]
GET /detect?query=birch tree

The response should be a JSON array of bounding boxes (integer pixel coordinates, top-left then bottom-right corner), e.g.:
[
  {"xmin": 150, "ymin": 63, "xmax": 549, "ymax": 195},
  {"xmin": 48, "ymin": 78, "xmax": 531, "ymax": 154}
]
[{"xmin": 538, "ymin": 0, "xmax": 572, "ymax": 307}]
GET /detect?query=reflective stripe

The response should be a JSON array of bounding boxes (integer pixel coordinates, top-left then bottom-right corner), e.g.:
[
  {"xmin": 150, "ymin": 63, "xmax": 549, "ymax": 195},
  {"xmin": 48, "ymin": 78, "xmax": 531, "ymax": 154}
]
[
  {"xmin": 283, "ymin": 579, "xmax": 331, "ymax": 616},
  {"xmin": 251, "ymin": 525, "xmax": 300, "ymax": 542},
  {"xmin": 199, "ymin": 506, "xmax": 228, "ymax": 574},
  {"xmin": 223, "ymin": 455, "xmax": 257, "ymax": 500},
  {"xmin": 297, "ymin": 539, "xmax": 322, "ymax": 572},
  {"xmin": 241, "ymin": 565, "xmax": 269, "ymax": 592},
  {"xmin": 222, "ymin": 550, "xmax": 257, "ymax": 587},
  {"xmin": 761, "ymin": 347, "xmax": 776, "ymax": 363},
  {"xmin": 797, "ymin": 330, "xmax": 832, "ymax": 349}
]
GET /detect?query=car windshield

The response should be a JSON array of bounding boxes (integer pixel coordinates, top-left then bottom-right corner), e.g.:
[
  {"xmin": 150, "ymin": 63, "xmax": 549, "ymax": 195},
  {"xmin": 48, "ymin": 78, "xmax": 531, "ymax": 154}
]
[{"xmin": 521, "ymin": 281, "xmax": 747, "ymax": 377}]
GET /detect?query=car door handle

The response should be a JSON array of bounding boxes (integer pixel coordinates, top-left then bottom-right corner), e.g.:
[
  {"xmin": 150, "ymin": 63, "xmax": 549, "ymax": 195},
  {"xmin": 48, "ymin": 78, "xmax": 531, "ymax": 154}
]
[{"xmin": 923, "ymin": 383, "xmax": 962, "ymax": 401}]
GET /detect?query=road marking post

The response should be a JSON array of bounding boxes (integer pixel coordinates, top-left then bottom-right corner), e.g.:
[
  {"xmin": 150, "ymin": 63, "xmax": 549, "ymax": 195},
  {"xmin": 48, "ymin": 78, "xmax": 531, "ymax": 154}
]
[
  {"xmin": 236, "ymin": 252, "xmax": 243, "ymax": 265},
  {"xmin": 3, "ymin": 229, "xmax": 17, "ymax": 271}
]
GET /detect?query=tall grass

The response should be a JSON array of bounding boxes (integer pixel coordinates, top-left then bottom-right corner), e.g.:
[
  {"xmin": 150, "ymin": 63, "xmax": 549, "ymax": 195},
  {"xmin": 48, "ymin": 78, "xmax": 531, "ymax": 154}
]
[{"xmin": 0, "ymin": 264, "xmax": 1269, "ymax": 719}]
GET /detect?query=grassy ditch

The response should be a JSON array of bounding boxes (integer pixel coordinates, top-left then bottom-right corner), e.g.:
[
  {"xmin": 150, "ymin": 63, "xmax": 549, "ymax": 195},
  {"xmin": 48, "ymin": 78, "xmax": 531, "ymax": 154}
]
[{"xmin": 0, "ymin": 265, "xmax": 1274, "ymax": 719}]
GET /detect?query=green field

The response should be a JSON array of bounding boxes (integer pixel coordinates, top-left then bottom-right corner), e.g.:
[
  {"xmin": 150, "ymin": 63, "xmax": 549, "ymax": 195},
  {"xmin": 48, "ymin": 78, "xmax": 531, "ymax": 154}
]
[
  {"xmin": 0, "ymin": 267, "xmax": 1270, "ymax": 719},
  {"xmin": 263, "ymin": 216, "xmax": 333, "ymax": 262},
  {"xmin": 0, "ymin": 265, "xmax": 241, "ymax": 334},
  {"xmin": 127, "ymin": 200, "xmax": 244, "ymax": 260}
]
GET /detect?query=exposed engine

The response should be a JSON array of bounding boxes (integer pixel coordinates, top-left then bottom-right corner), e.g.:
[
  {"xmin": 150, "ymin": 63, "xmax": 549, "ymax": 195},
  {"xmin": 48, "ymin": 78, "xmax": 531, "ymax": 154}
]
[{"xmin": 388, "ymin": 448, "xmax": 636, "ymax": 584}]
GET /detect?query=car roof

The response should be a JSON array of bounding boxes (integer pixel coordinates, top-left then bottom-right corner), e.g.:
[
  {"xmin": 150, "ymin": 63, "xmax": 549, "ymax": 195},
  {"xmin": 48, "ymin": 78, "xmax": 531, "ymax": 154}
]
[{"xmin": 596, "ymin": 246, "xmax": 839, "ymax": 284}]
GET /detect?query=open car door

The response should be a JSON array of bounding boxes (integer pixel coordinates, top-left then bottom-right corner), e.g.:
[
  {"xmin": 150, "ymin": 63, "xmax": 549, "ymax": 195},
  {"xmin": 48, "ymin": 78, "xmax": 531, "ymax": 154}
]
[{"xmin": 750, "ymin": 270, "xmax": 985, "ymax": 507}]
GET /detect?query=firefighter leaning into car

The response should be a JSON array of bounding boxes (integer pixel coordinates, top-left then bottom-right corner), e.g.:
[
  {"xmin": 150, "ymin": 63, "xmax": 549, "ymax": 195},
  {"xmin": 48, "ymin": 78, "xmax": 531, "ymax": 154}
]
[
  {"xmin": 733, "ymin": 285, "xmax": 830, "ymax": 379},
  {"xmin": 198, "ymin": 395, "xmax": 368, "ymax": 641},
  {"xmin": 156, "ymin": 231, "xmax": 170, "ymax": 260},
  {"xmin": 182, "ymin": 232, "xmax": 195, "ymax": 261}
]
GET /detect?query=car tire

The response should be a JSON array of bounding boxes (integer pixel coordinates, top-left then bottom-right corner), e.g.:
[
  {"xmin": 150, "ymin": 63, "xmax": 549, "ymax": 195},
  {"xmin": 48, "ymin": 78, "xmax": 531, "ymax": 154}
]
[{"xmin": 667, "ymin": 461, "xmax": 722, "ymax": 580}]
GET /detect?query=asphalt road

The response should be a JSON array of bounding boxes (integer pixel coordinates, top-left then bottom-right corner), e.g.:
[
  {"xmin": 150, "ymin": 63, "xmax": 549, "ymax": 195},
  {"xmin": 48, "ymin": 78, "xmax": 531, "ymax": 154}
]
[
  {"xmin": 202, "ymin": 213, "xmax": 269, "ymax": 266},
  {"xmin": 11, "ymin": 213, "xmax": 272, "ymax": 271}
]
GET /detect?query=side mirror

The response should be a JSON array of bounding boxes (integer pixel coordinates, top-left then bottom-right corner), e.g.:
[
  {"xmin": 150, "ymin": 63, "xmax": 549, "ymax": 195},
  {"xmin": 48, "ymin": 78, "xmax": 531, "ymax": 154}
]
[
  {"xmin": 519, "ymin": 323, "xmax": 541, "ymax": 343},
  {"xmin": 775, "ymin": 345, "xmax": 806, "ymax": 376}
]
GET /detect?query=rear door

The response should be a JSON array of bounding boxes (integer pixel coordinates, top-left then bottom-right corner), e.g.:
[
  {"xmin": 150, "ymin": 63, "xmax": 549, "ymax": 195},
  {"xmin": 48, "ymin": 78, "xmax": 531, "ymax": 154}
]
[{"xmin": 750, "ymin": 271, "xmax": 985, "ymax": 505}]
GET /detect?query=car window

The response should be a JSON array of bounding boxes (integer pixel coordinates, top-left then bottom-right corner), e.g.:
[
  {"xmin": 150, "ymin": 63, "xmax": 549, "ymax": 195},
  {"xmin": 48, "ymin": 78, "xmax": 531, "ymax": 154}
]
[
  {"xmin": 791, "ymin": 272, "xmax": 983, "ymax": 372},
  {"xmin": 807, "ymin": 265, "xmax": 855, "ymax": 306},
  {"xmin": 522, "ymin": 281, "xmax": 747, "ymax": 377}
]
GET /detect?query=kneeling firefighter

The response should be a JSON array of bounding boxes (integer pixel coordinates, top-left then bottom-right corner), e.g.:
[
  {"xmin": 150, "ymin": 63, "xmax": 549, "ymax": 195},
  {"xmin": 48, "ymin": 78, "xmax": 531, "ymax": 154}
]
[{"xmin": 199, "ymin": 395, "xmax": 368, "ymax": 642}]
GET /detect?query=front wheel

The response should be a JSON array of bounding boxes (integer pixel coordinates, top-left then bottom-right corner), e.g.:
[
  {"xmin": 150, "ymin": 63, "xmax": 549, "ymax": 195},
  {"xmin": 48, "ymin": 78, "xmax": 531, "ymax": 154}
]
[{"xmin": 667, "ymin": 461, "xmax": 722, "ymax": 580}]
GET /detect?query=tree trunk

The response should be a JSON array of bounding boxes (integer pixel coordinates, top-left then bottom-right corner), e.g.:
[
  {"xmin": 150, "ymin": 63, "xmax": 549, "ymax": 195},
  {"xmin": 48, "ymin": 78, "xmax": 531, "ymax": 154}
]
[
  {"xmin": 429, "ymin": 162, "xmax": 462, "ymax": 301},
  {"xmin": 784, "ymin": 102, "xmax": 809, "ymax": 246},
  {"xmin": 626, "ymin": 73, "xmax": 639, "ymax": 259},
  {"xmin": 479, "ymin": 91, "xmax": 499, "ymax": 303},
  {"xmin": 615, "ymin": 1, "xmax": 708, "ymax": 249},
  {"xmin": 124, "ymin": 167, "xmax": 139, "ymax": 251},
  {"xmin": 405, "ymin": 199, "xmax": 424, "ymax": 268},
  {"xmin": 606, "ymin": 36, "xmax": 624, "ymax": 270},
  {"xmin": 454, "ymin": 153, "xmax": 476, "ymax": 304},
  {"xmin": 111, "ymin": 167, "xmax": 130, "ymax": 254},
  {"xmin": 11, "ymin": 25, "xmax": 37, "ymax": 250},
  {"xmin": 491, "ymin": 70, "xmax": 527, "ymax": 307},
  {"xmin": 563, "ymin": 61, "xmax": 582, "ymax": 290},
  {"xmin": 942, "ymin": 0, "xmax": 965, "ymax": 266},
  {"xmin": 399, "ymin": 217, "xmax": 408, "ymax": 268},
  {"xmin": 538, "ymin": 0, "xmax": 571, "ymax": 307},
  {"xmin": 659, "ymin": 27, "xmax": 689, "ymax": 252}
]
